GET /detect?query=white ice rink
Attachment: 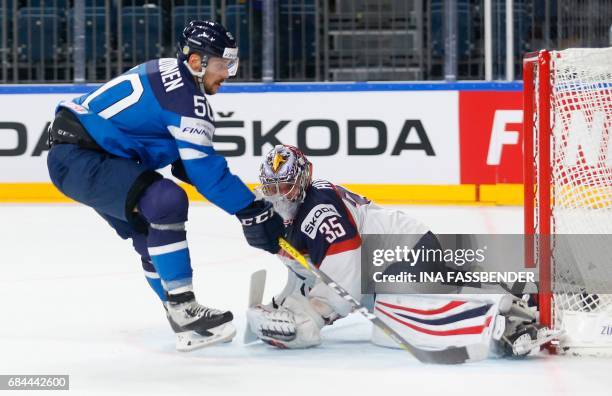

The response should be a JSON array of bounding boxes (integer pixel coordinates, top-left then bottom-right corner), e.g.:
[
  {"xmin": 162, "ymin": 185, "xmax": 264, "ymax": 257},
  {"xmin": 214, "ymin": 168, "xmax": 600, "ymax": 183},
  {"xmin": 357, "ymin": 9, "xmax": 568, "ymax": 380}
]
[{"xmin": 1, "ymin": 203, "xmax": 611, "ymax": 395}]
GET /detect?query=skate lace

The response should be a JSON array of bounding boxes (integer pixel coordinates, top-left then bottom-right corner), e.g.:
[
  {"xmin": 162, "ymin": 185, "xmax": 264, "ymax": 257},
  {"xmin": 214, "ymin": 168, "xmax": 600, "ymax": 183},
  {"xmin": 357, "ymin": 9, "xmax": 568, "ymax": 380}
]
[{"xmin": 186, "ymin": 303, "xmax": 224, "ymax": 319}]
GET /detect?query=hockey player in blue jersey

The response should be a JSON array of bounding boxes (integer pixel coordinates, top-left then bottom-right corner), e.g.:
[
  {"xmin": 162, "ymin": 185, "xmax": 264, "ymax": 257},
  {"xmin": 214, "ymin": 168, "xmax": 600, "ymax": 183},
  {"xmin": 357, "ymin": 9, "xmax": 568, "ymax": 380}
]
[{"xmin": 46, "ymin": 20, "xmax": 283, "ymax": 351}]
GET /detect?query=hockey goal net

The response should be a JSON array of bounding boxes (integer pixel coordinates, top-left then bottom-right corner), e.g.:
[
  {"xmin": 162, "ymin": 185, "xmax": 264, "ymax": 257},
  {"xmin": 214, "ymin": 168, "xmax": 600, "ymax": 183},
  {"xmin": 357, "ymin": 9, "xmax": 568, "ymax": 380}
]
[{"xmin": 524, "ymin": 48, "xmax": 612, "ymax": 355}]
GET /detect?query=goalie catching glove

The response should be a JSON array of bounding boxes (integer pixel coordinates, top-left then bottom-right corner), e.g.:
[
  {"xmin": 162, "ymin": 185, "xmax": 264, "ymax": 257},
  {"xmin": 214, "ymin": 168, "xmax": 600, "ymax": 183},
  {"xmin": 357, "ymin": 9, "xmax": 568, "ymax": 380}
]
[{"xmin": 494, "ymin": 295, "xmax": 560, "ymax": 357}]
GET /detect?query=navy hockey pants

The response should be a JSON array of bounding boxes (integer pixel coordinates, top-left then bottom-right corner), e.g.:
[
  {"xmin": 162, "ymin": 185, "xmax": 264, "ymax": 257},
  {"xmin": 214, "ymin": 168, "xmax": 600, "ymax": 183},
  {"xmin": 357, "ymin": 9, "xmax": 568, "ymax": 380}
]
[{"xmin": 47, "ymin": 143, "xmax": 192, "ymax": 301}]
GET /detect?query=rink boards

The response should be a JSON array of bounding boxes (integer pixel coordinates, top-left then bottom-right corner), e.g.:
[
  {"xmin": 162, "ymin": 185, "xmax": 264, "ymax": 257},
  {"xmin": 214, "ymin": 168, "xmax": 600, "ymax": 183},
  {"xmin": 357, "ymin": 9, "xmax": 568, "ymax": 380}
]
[{"xmin": 0, "ymin": 82, "xmax": 524, "ymax": 204}]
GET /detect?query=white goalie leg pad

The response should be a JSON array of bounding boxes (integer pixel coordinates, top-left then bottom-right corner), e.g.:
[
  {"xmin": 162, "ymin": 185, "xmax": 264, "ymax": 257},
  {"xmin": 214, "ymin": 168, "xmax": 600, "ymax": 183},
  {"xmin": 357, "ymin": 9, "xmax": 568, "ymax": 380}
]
[
  {"xmin": 247, "ymin": 294, "xmax": 325, "ymax": 349},
  {"xmin": 372, "ymin": 294, "xmax": 505, "ymax": 361},
  {"xmin": 175, "ymin": 322, "xmax": 237, "ymax": 352}
]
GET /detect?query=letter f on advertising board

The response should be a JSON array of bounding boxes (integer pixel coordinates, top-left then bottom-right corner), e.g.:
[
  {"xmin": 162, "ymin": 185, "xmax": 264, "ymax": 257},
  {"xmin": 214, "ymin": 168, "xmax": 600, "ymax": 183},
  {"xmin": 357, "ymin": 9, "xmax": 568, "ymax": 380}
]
[{"xmin": 486, "ymin": 110, "xmax": 522, "ymax": 166}]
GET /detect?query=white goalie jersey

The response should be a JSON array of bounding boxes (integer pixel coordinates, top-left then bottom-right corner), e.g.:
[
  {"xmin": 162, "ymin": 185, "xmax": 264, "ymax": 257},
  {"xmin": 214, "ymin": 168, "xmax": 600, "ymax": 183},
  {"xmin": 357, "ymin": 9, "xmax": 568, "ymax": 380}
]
[
  {"xmin": 276, "ymin": 179, "xmax": 430, "ymax": 317},
  {"xmin": 251, "ymin": 180, "xmax": 515, "ymax": 356}
]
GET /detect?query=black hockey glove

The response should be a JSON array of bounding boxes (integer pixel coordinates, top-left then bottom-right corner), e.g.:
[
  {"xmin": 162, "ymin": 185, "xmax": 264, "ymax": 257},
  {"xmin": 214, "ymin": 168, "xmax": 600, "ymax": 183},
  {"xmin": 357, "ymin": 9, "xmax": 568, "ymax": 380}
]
[{"xmin": 236, "ymin": 200, "xmax": 284, "ymax": 254}]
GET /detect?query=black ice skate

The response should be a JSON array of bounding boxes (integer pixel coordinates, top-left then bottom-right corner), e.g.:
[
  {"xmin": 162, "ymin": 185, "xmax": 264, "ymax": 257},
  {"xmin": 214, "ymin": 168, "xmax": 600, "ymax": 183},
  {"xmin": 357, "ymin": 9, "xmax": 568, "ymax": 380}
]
[{"xmin": 165, "ymin": 288, "xmax": 236, "ymax": 351}]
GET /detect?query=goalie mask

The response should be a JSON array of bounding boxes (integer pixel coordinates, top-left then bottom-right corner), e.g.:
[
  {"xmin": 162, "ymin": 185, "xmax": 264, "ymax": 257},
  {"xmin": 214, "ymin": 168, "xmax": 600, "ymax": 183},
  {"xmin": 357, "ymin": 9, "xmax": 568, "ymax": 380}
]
[{"xmin": 259, "ymin": 145, "xmax": 312, "ymax": 220}]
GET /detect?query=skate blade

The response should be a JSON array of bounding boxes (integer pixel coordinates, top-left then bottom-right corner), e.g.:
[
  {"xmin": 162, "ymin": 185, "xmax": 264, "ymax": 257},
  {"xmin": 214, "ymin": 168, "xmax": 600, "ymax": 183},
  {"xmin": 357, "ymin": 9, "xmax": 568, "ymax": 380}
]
[{"xmin": 176, "ymin": 323, "xmax": 237, "ymax": 352}]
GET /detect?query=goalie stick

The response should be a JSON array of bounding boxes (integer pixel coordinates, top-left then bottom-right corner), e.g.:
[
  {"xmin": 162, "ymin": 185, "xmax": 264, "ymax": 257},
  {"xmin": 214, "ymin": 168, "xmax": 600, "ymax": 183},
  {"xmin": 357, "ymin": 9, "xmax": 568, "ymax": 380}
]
[
  {"xmin": 244, "ymin": 269, "xmax": 267, "ymax": 344},
  {"xmin": 278, "ymin": 237, "xmax": 477, "ymax": 364}
]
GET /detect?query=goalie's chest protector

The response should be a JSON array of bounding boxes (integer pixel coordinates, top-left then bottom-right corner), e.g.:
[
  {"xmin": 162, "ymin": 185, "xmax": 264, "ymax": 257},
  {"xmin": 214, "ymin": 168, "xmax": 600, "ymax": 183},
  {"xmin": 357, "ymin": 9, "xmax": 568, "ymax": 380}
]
[{"xmin": 284, "ymin": 180, "xmax": 365, "ymax": 267}]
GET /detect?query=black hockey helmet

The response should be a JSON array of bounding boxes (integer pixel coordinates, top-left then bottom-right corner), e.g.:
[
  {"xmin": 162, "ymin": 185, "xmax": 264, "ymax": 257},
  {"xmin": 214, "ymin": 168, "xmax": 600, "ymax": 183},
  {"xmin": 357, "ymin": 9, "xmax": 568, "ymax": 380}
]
[{"xmin": 177, "ymin": 20, "xmax": 239, "ymax": 76}]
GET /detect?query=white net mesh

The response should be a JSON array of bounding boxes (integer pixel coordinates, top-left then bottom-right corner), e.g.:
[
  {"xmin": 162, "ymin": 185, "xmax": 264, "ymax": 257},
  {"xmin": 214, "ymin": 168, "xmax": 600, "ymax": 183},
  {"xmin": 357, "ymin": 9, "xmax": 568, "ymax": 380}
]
[{"xmin": 547, "ymin": 48, "xmax": 612, "ymax": 344}]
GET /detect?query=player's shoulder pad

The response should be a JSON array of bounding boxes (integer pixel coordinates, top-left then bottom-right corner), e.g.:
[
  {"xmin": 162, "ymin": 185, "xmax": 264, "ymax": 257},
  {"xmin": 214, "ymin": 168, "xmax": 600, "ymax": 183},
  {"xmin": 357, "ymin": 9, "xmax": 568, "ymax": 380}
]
[
  {"xmin": 288, "ymin": 180, "xmax": 360, "ymax": 265},
  {"xmin": 296, "ymin": 180, "xmax": 350, "ymax": 240},
  {"xmin": 145, "ymin": 58, "xmax": 207, "ymax": 118}
]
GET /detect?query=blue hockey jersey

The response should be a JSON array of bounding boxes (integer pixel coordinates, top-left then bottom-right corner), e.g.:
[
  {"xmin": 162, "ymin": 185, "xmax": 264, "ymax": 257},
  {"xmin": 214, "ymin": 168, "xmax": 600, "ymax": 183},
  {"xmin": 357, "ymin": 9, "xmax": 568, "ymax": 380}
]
[{"xmin": 57, "ymin": 58, "xmax": 254, "ymax": 215}]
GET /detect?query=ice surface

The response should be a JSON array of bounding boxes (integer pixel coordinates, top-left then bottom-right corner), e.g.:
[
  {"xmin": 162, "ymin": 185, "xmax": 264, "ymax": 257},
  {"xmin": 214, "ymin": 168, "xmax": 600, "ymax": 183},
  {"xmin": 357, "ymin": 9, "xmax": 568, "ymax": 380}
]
[{"xmin": 1, "ymin": 203, "xmax": 610, "ymax": 395}]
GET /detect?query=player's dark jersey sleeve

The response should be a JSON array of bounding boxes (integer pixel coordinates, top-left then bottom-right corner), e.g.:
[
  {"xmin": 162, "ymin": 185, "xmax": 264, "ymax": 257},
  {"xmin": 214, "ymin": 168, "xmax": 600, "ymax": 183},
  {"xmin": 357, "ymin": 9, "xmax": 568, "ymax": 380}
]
[
  {"xmin": 288, "ymin": 183, "xmax": 362, "ymax": 266},
  {"xmin": 147, "ymin": 59, "xmax": 254, "ymax": 214}
]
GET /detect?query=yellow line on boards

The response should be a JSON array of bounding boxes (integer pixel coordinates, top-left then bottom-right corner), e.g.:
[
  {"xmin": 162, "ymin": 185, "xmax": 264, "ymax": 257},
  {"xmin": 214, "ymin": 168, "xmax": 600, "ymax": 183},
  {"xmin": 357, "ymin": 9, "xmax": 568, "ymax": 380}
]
[
  {"xmin": 340, "ymin": 184, "xmax": 476, "ymax": 204},
  {"xmin": 0, "ymin": 183, "xmax": 75, "ymax": 203},
  {"xmin": 479, "ymin": 184, "xmax": 524, "ymax": 205},
  {"xmin": 0, "ymin": 182, "xmax": 524, "ymax": 205}
]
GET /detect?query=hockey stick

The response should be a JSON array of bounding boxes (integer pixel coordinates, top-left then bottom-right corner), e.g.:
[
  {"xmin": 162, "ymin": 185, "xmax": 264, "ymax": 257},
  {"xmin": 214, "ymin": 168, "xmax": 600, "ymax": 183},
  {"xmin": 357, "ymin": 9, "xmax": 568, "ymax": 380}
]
[{"xmin": 278, "ymin": 237, "xmax": 474, "ymax": 364}]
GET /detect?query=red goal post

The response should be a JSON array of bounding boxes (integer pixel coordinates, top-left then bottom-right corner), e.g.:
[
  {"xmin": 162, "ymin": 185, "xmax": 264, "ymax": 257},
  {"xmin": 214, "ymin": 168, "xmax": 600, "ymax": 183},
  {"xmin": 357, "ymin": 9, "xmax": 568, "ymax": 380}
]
[
  {"xmin": 523, "ymin": 50, "xmax": 552, "ymax": 329},
  {"xmin": 523, "ymin": 48, "xmax": 612, "ymax": 355}
]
